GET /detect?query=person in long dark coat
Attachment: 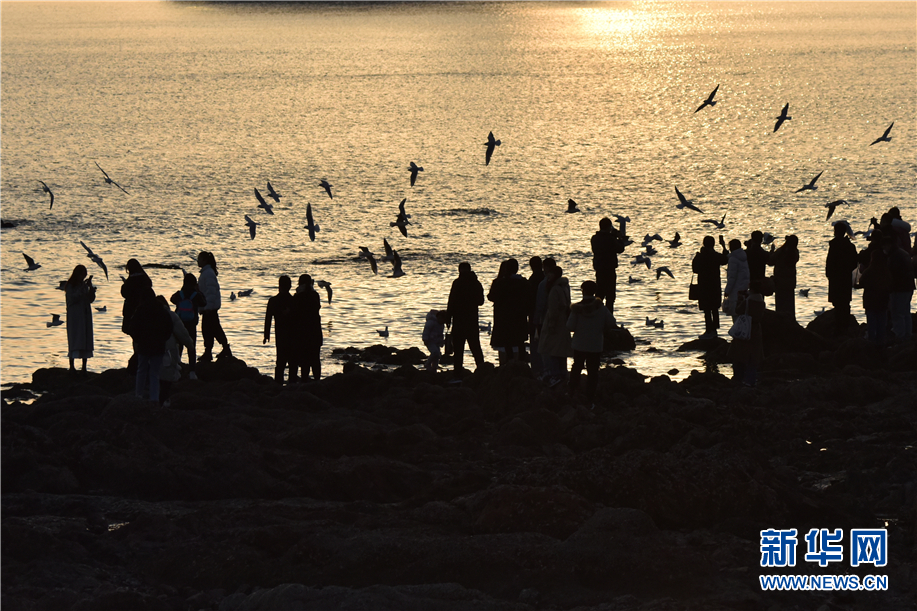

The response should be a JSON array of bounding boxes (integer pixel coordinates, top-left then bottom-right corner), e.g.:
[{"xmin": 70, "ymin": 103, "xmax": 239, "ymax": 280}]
[
  {"xmin": 768, "ymin": 234, "xmax": 800, "ymax": 322},
  {"xmin": 591, "ymin": 218, "xmax": 626, "ymax": 317},
  {"xmin": 745, "ymin": 231, "xmax": 768, "ymax": 284},
  {"xmin": 120, "ymin": 258, "xmax": 153, "ymax": 374},
  {"xmin": 128, "ymin": 289, "xmax": 174, "ymax": 403},
  {"xmin": 290, "ymin": 274, "xmax": 323, "ymax": 382},
  {"xmin": 526, "ymin": 256, "xmax": 545, "ymax": 377},
  {"xmin": 859, "ymin": 249, "xmax": 892, "ymax": 346},
  {"xmin": 487, "ymin": 259, "xmax": 529, "ymax": 364},
  {"xmin": 825, "ymin": 222, "xmax": 858, "ymax": 334},
  {"xmin": 446, "ymin": 262, "xmax": 486, "ymax": 376},
  {"xmin": 691, "ymin": 236, "xmax": 729, "ymax": 338},
  {"xmin": 263, "ymin": 275, "xmax": 295, "ymax": 384},
  {"xmin": 65, "ymin": 264, "xmax": 96, "ymax": 372}
]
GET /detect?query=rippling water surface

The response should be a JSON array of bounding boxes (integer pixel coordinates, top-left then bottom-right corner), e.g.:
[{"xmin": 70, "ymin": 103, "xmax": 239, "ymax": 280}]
[{"xmin": 2, "ymin": 2, "xmax": 915, "ymax": 384}]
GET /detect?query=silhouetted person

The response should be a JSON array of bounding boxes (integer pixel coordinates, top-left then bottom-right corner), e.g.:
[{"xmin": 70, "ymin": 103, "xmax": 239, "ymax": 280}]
[
  {"xmin": 883, "ymin": 235, "xmax": 914, "ymax": 341},
  {"xmin": 291, "ymin": 274, "xmax": 323, "ymax": 382},
  {"xmin": 127, "ymin": 289, "xmax": 173, "ymax": 403},
  {"xmin": 724, "ymin": 238, "xmax": 749, "ymax": 318},
  {"xmin": 745, "ymin": 231, "xmax": 768, "ymax": 284},
  {"xmin": 727, "ymin": 279, "xmax": 765, "ymax": 387},
  {"xmin": 539, "ymin": 265, "xmax": 572, "ymax": 385},
  {"xmin": 768, "ymin": 234, "xmax": 800, "ymax": 322},
  {"xmin": 446, "ymin": 262, "xmax": 486, "ymax": 377},
  {"xmin": 65, "ymin": 264, "xmax": 96, "ymax": 373},
  {"xmin": 170, "ymin": 273, "xmax": 204, "ymax": 378},
  {"xmin": 488, "ymin": 259, "xmax": 529, "ymax": 364},
  {"xmin": 880, "ymin": 207, "xmax": 912, "ymax": 254},
  {"xmin": 567, "ymin": 280, "xmax": 616, "ymax": 402},
  {"xmin": 121, "ymin": 258, "xmax": 152, "ymax": 374},
  {"xmin": 533, "ymin": 257, "xmax": 558, "ymax": 377},
  {"xmin": 527, "ymin": 256, "xmax": 546, "ymax": 377},
  {"xmin": 859, "ymin": 249, "xmax": 892, "ymax": 346},
  {"xmin": 826, "ymin": 221, "xmax": 858, "ymax": 334},
  {"xmin": 691, "ymin": 235, "xmax": 728, "ymax": 337},
  {"xmin": 591, "ymin": 218, "xmax": 626, "ymax": 317},
  {"xmin": 422, "ymin": 309, "xmax": 449, "ymax": 372},
  {"xmin": 158, "ymin": 295, "xmax": 194, "ymax": 405},
  {"xmin": 197, "ymin": 251, "xmax": 231, "ymax": 361},
  {"xmin": 263, "ymin": 275, "xmax": 296, "ymax": 383}
]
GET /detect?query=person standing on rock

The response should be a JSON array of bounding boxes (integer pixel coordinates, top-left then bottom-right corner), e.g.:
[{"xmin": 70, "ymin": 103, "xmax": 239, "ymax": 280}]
[
  {"xmin": 858, "ymin": 248, "xmax": 892, "ymax": 346},
  {"xmin": 170, "ymin": 273, "xmax": 204, "ymax": 379},
  {"xmin": 446, "ymin": 262, "xmax": 486, "ymax": 378},
  {"xmin": 120, "ymin": 258, "xmax": 152, "ymax": 374},
  {"xmin": 825, "ymin": 222, "xmax": 859, "ymax": 335},
  {"xmin": 158, "ymin": 295, "xmax": 194, "ymax": 405},
  {"xmin": 767, "ymin": 234, "xmax": 800, "ymax": 322},
  {"xmin": 263, "ymin": 275, "xmax": 296, "ymax": 383},
  {"xmin": 883, "ymin": 235, "xmax": 914, "ymax": 342},
  {"xmin": 538, "ymin": 265, "xmax": 572, "ymax": 386},
  {"xmin": 197, "ymin": 251, "xmax": 231, "ymax": 362},
  {"xmin": 724, "ymin": 239, "xmax": 750, "ymax": 319},
  {"xmin": 744, "ymin": 231, "xmax": 768, "ymax": 286},
  {"xmin": 591, "ymin": 217, "xmax": 626, "ymax": 318},
  {"xmin": 487, "ymin": 259, "xmax": 529, "ymax": 365},
  {"xmin": 727, "ymin": 279, "xmax": 765, "ymax": 387},
  {"xmin": 566, "ymin": 280, "xmax": 616, "ymax": 403},
  {"xmin": 64, "ymin": 264, "xmax": 96, "ymax": 373},
  {"xmin": 691, "ymin": 236, "xmax": 729, "ymax": 338},
  {"xmin": 290, "ymin": 274, "xmax": 323, "ymax": 382},
  {"xmin": 126, "ymin": 289, "xmax": 174, "ymax": 403},
  {"xmin": 422, "ymin": 309, "xmax": 449, "ymax": 372},
  {"xmin": 527, "ymin": 256, "xmax": 546, "ymax": 378}
]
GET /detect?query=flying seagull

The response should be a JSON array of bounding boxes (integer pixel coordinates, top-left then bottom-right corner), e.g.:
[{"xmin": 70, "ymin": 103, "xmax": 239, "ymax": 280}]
[
  {"xmin": 244, "ymin": 215, "xmax": 259, "ymax": 240},
  {"xmin": 390, "ymin": 251, "xmax": 405, "ymax": 278},
  {"xmin": 642, "ymin": 233, "xmax": 663, "ymax": 246},
  {"xmin": 381, "ymin": 238, "xmax": 395, "ymax": 262},
  {"xmin": 319, "ymin": 180, "xmax": 333, "ymax": 199},
  {"xmin": 23, "ymin": 253, "xmax": 41, "ymax": 271},
  {"xmin": 656, "ymin": 266, "xmax": 675, "ymax": 280},
  {"xmin": 38, "ymin": 181, "xmax": 54, "ymax": 209},
  {"xmin": 694, "ymin": 84, "xmax": 719, "ymax": 113},
  {"xmin": 408, "ymin": 161, "xmax": 424, "ymax": 187},
  {"xmin": 254, "ymin": 188, "xmax": 274, "ymax": 214},
  {"xmin": 631, "ymin": 254, "xmax": 652, "ymax": 269},
  {"xmin": 358, "ymin": 246, "xmax": 374, "ymax": 259},
  {"xmin": 773, "ymin": 103, "xmax": 791, "ymax": 133},
  {"xmin": 566, "ymin": 199, "xmax": 580, "ymax": 213},
  {"xmin": 795, "ymin": 171, "xmax": 824, "ymax": 193},
  {"xmin": 484, "ymin": 131, "xmax": 501, "ymax": 166},
  {"xmin": 94, "ymin": 162, "xmax": 129, "ymax": 194},
  {"xmin": 869, "ymin": 122, "xmax": 894, "ymax": 146},
  {"xmin": 305, "ymin": 203, "xmax": 320, "ymax": 242},
  {"xmin": 668, "ymin": 232, "xmax": 682, "ymax": 248},
  {"xmin": 365, "ymin": 252, "xmax": 378, "ymax": 275},
  {"xmin": 47, "ymin": 314, "xmax": 63, "ymax": 328},
  {"xmin": 80, "ymin": 241, "xmax": 109, "ymax": 280},
  {"xmin": 391, "ymin": 198, "xmax": 410, "ymax": 237},
  {"xmin": 675, "ymin": 186, "xmax": 703, "ymax": 213},
  {"xmin": 316, "ymin": 280, "xmax": 333, "ymax": 304},
  {"xmin": 824, "ymin": 199, "xmax": 847, "ymax": 221},
  {"xmin": 266, "ymin": 182, "xmax": 281, "ymax": 202},
  {"xmin": 702, "ymin": 213, "xmax": 727, "ymax": 230}
]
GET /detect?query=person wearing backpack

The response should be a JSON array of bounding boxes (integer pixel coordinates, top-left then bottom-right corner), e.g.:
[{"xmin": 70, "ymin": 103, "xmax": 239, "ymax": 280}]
[
  {"xmin": 170, "ymin": 273, "xmax": 206, "ymax": 378},
  {"xmin": 127, "ymin": 289, "xmax": 174, "ymax": 403}
]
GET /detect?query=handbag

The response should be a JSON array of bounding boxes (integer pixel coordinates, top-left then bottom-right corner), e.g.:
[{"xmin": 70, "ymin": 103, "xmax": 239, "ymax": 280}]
[
  {"xmin": 443, "ymin": 332, "xmax": 454, "ymax": 356},
  {"xmin": 721, "ymin": 294, "xmax": 734, "ymax": 316},
  {"xmin": 688, "ymin": 273, "xmax": 700, "ymax": 301},
  {"xmin": 728, "ymin": 314, "xmax": 752, "ymax": 340}
]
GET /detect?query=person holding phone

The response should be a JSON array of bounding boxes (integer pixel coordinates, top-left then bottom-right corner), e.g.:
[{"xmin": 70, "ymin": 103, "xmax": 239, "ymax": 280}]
[{"xmin": 64, "ymin": 264, "xmax": 97, "ymax": 373}]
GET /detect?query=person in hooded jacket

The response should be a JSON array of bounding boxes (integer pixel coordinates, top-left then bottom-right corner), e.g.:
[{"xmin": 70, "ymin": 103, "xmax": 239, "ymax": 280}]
[
  {"xmin": 446, "ymin": 262, "xmax": 486, "ymax": 376},
  {"xmin": 767, "ymin": 234, "xmax": 800, "ymax": 322},
  {"xmin": 724, "ymin": 239, "xmax": 750, "ymax": 319},
  {"xmin": 197, "ymin": 251, "xmax": 231, "ymax": 362},
  {"xmin": 538, "ymin": 265, "xmax": 572, "ymax": 384},
  {"xmin": 858, "ymin": 248, "xmax": 892, "ymax": 346},
  {"xmin": 170, "ymin": 273, "xmax": 205, "ymax": 377},
  {"xmin": 65, "ymin": 264, "xmax": 96, "ymax": 373},
  {"xmin": 566, "ymin": 280, "xmax": 616, "ymax": 402},
  {"xmin": 487, "ymin": 259, "xmax": 529, "ymax": 364},
  {"xmin": 691, "ymin": 235, "xmax": 729, "ymax": 338},
  {"xmin": 825, "ymin": 221, "xmax": 859, "ymax": 335},
  {"xmin": 120, "ymin": 258, "xmax": 153, "ymax": 374}
]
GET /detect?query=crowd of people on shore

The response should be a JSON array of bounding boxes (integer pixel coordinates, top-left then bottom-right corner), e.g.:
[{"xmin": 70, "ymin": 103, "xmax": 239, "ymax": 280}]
[{"xmin": 60, "ymin": 207, "xmax": 913, "ymax": 401}]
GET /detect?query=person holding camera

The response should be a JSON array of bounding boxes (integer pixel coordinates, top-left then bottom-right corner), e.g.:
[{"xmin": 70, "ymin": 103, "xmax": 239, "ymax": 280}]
[{"xmin": 64, "ymin": 264, "xmax": 97, "ymax": 373}]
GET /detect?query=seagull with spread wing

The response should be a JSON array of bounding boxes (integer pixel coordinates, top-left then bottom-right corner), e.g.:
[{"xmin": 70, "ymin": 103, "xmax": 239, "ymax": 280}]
[
  {"xmin": 23, "ymin": 253, "xmax": 41, "ymax": 271},
  {"xmin": 484, "ymin": 131, "xmax": 501, "ymax": 165},
  {"xmin": 408, "ymin": 161, "xmax": 424, "ymax": 187},
  {"xmin": 38, "ymin": 181, "xmax": 54, "ymax": 209},
  {"xmin": 254, "ymin": 188, "xmax": 274, "ymax": 215},
  {"xmin": 773, "ymin": 103, "xmax": 791, "ymax": 133},
  {"xmin": 675, "ymin": 186, "xmax": 703, "ymax": 213},
  {"xmin": 701, "ymin": 213, "xmax": 727, "ymax": 230},
  {"xmin": 79, "ymin": 241, "xmax": 109, "ymax": 280},
  {"xmin": 244, "ymin": 215, "xmax": 259, "ymax": 240},
  {"xmin": 315, "ymin": 280, "xmax": 333, "ymax": 304},
  {"xmin": 870, "ymin": 122, "xmax": 894, "ymax": 146},
  {"xmin": 305, "ymin": 203, "xmax": 320, "ymax": 242},
  {"xmin": 795, "ymin": 171, "xmax": 824, "ymax": 193},
  {"xmin": 824, "ymin": 199, "xmax": 847, "ymax": 221},
  {"xmin": 266, "ymin": 182, "xmax": 281, "ymax": 202},
  {"xmin": 94, "ymin": 162, "xmax": 129, "ymax": 194},
  {"xmin": 319, "ymin": 180, "xmax": 333, "ymax": 199},
  {"xmin": 694, "ymin": 84, "xmax": 719, "ymax": 113}
]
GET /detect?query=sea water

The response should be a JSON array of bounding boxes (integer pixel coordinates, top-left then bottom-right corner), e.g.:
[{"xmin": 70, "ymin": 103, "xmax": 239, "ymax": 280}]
[{"xmin": 2, "ymin": 2, "xmax": 914, "ymax": 385}]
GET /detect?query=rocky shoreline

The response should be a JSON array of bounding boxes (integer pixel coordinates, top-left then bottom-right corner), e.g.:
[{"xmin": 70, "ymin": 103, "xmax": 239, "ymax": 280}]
[{"xmin": 2, "ymin": 313, "xmax": 915, "ymax": 610}]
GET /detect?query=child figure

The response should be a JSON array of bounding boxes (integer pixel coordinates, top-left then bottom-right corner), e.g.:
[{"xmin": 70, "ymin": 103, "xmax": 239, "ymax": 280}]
[{"xmin": 422, "ymin": 309, "xmax": 449, "ymax": 372}]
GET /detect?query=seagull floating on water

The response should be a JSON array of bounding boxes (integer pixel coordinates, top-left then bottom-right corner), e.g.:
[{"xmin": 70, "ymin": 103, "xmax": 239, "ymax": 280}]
[
  {"xmin": 95, "ymin": 305, "xmax": 107, "ymax": 312},
  {"xmin": 80, "ymin": 241, "xmax": 109, "ymax": 280},
  {"xmin": 813, "ymin": 307, "xmax": 826, "ymax": 316},
  {"xmin": 266, "ymin": 182, "xmax": 281, "ymax": 202},
  {"xmin": 94, "ymin": 162, "xmax": 129, "ymax": 194},
  {"xmin": 316, "ymin": 280, "xmax": 333, "ymax": 304},
  {"xmin": 377, "ymin": 325, "xmax": 389, "ymax": 338},
  {"xmin": 229, "ymin": 292, "xmax": 237, "ymax": 301},
  {"xmin": 869, "ymin": 122, "xmax": 893, "ymax": 146},
  {"xmin": 656, "ymin": 267, "xmax": 675, "ymax": 280},
  {"xmin": 254, "ymin": 188, "xmax": 274, "ymax": 215},
  {"xmin": 645, "ymin": 316, "xmax": 658, "ymax": 327},
  {"xmin": 47, "ymin": 314, "xmax": 63, "ymax": 328},
  {"xmin": 628, "ymin": 276, "xmax": 643, "ymax": 284},
  {"xmin": 408, "ymin": 162, "xmax": 424, "ymax": 187},
  {"xmin": 795, "ymin": 171, "xmax": 824, "ymax": 193},
  {"xmin": 305, "ymin": 203, "xmax": 321, "ymax": 242},
  {"xmin": 319, "ymin": 180, "xmax": 333, "ymax": 199},
  {"xmin": 23, "ymin": 253, "xmax": 41, "ymax": 271},
  {"xmin": 484, "ymin": 131, "xmax": 501, "ymax": 166},
  {"xmin": 694, "ymin": 84, "xmax": 719, "ymax": 113},
  {"xmin": 479, "ymin": 321, "xmax": 492, "ymax": 335},
  {"xmin": 38, "ymin": 181, "xmax": 54, "ymax": 210},
  {"xmin": 702, "ymin": 213, "xmax": 727, "ymax": 230},
  {"xmin": 773, "ymin": 103, "xmax": 791, "ymax": 133},
  {"xmin": 244, "ymin": 215, "xmax": 259, "ymax": 240},
  {"xmin": 675, "ymin": 186, "xmax": 703, "ymax": 213},
  {"xmin": 237, "ymin": 289, "xmax": 253, "ymax": 297},
  {"xmin": 565, "ymin": 199, "xmax": 580, "ymax": 213},
  {"xmin": 798, "ymin": 289, "xmax": 810, "ymax": 298},
  {"xmin": 824, "ymin": 199, "xmax": 847, "ymax": 221}
]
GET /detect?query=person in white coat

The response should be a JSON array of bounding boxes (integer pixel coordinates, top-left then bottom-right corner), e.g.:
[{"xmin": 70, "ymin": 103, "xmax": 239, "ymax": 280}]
[
  {"xmin": 157, "ymin": 296, "xmax": 195, "ymax": 405},
  {"xmin": 723, "ymin": 239, "xmax": 750, "ymax": 319},
  {"xmin": 196, "ymin": 251, "xmax": 231, "ymax": 362},
  {"xmin": 566, "ymin": 281, "xmax": 616, "ymax": 402}
]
